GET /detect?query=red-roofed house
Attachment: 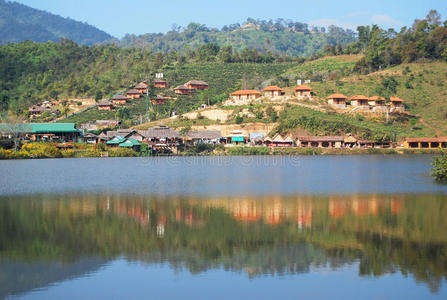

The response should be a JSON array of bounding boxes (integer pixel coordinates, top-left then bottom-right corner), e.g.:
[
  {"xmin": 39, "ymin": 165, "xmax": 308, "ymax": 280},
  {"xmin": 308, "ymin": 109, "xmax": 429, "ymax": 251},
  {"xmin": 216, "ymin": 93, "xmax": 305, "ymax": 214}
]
[
  {"xmin": 390, "ymin": 96, "xmax": 405, "ymax": 112},
  {"xmin": 152, "ymin": 79, "xmax": 168, "ymax": 88},
  {"xmin": 126, "ymin": 89, "xmax": 142, "ymax": 99},
  {"xmin": 327, "ymin": 93, "xmax": 348, "ymax": 109},
  {"xmin": 262, "ymin": 86, "xmax": 283, "ymax": 97},
  {"xmin": 174, "ymin": 85, "xmax": 191, "ymax": 95},
  {"xmin": 295, "ymin": 85, "xmax": 313, "ymax": 98},
  {"xmin": 185, "ymin": 80, "xmax": 208, "ymax": 90},
  {"xmin": 350, "ymin": 95, "xmax": 369, "ymax": 107}
]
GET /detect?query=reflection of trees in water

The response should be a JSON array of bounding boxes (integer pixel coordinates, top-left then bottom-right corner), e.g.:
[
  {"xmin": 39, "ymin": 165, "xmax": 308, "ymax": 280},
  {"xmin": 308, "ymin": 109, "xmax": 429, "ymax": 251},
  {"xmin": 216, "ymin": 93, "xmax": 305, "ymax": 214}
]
[
  {"xmin": 127, "ymin": 243, "xmax": 354, "ymax": 278},
  {"xmin": 0, "ymin": 193, "xmax": 447, "ymax": 293}
]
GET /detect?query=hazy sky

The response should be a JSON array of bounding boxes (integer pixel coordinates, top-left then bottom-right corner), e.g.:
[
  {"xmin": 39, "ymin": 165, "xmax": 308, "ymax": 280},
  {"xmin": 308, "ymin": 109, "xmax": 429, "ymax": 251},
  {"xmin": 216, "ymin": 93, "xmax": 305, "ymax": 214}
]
[{"xmin": 13, "ymin": 0, "xmax": 447, "ymax": 38}]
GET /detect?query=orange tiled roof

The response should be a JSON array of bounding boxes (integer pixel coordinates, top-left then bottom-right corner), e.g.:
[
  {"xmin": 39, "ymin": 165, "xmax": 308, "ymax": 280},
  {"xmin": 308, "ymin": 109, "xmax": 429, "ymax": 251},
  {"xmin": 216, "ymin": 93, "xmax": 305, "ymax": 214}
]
[
  {"xmin": 262, "ymin": 86, "xmax": 283, "ymax": 92},
  {"xmin": 350, "ymin": 95, "xmax": 368, "ymax": 101},
  {"xmin": 369, "ymin": 96, "xmax": 386, "ymax": 101},
  {"xmin": 295, "ymin": 85, "xmax": 312, "ymax": 91},
  {"xmin": 390, "ymin": 96, "xmax": 404, "ymax": 102},
  {"xmin": 230, "ymin": 89, "xmax": 261, "ymax": 96},
  {"xmin": 327, "ymin": 93, "xmax": 347, "ymax": 99}
]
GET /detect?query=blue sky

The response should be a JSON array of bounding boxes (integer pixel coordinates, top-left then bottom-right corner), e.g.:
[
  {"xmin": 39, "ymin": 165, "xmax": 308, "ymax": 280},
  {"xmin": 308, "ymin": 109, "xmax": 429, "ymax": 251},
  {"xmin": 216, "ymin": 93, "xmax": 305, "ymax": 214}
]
[{"xmin": 13, "ymin": 0, "xmax": 447, "ymax": 38}]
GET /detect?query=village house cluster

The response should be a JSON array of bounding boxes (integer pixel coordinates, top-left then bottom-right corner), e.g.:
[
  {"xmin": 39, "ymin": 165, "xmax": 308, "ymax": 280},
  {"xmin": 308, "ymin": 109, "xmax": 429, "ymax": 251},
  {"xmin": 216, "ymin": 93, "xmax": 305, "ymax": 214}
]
[
  {"xmin": 225, "ymin": 84, "xmax": 405, "ymax": 113},
  {"xmin": 1, "ymin": 122, "xmax": 447, "ymax": 153},
  {"xmin": 28, "ymin": 101, "xmax": 60, "ymax": 119},
  {"xmin": 97, "ymin": 78, "xmax": 209, "ymax": 111}
]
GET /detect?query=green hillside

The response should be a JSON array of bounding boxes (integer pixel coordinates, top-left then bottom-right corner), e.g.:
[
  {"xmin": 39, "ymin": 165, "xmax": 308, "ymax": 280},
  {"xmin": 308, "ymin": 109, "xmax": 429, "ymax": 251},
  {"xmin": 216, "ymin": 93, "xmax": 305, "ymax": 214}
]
[
  {"xmin": 119, "ymin": 20, "xmax": 356, "ymax": 57},
  {"xmin": 0, "ymin": 0, "xmax": 113, "ymax": 45}
]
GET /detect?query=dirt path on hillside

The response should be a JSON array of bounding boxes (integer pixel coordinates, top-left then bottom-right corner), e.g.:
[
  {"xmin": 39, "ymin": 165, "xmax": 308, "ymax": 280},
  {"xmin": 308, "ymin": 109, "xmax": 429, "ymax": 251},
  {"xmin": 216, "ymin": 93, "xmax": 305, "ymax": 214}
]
[{"xmin": 403, "ymin": 111, "xmax": 442, "ymax": 136}]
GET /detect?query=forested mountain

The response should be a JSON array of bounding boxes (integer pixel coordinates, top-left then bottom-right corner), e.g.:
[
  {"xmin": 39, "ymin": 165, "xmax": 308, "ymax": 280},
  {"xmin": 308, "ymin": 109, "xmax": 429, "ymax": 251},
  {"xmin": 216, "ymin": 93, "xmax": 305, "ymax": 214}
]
[
  {"xmin": 118, "ymin": 19, "xmax": 357, "ymax": 57},
  {"xmin": 0, "ymin": 0, "xmax": 114, "ymax": 45}
]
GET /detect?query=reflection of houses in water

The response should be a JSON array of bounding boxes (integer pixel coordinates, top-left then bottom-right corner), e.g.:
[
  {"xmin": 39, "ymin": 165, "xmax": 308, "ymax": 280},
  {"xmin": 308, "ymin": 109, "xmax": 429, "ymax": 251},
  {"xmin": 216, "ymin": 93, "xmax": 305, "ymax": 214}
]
[
  {"xmin": 296, "ymin": 203, "xmax": 313, "ymax": 229},
  {"xmin": 329, "ymin": 195, "xmax": 405, "ymax": 219},
  {"xmin": 231, "ymin": 199, "xmax": 261, "ymax": 222},
  {"xmin": 202, "ymin": 196, "xmax": 313, "ymax": 227},
  {"xmin": 157, "ymin": 216, "xmax": 166, "ymax": 237}
]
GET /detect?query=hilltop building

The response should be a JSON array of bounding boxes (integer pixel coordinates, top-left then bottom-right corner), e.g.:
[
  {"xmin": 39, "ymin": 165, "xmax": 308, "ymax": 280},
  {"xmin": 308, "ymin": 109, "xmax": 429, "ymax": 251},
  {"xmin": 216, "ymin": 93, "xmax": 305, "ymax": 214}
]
[
  {"xmin": 295, "ymin": 85, "xmax": 313, "ymax": 98},
  {"xmin": 327, "ymin": 94, "xmax": 348, "ymax": 109},
  {"xmin": 97, "ymin": 99, "xmax": 114, "ymax": 110},
  {"xmin": 185, "ymin": 80, "xmax": 208, "ymax": 90},
  {"xmin": 262, "ymin": 86, "xmax": 283, "ymax": 98}
]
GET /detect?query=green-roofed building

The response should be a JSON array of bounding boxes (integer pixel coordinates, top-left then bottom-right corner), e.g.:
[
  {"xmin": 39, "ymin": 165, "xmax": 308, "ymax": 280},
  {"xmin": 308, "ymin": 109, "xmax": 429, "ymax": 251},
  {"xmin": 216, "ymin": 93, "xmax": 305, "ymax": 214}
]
[
  {"xmin": 0, "ymin": 123, "xmax": 81, "ymax": 143},
  {"xmin": 106, "ymin": 136, "xmax": 126, "ymax": 147},
  {"xmin": 119, "ymin": 138, "xmax": 141, "ymax": 151}
]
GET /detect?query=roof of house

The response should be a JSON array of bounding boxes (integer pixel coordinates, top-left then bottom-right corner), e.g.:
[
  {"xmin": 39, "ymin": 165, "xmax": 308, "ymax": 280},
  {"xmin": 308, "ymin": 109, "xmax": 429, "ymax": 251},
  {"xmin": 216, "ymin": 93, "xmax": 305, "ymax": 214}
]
[
  {"xmin": 327, "ymin": 93, "xmax": 347, "ymax": 99},
  {"xmin": 139, "ymin": 125, "xmax": 180, "ymax": 139},
  {"xmin": 106, "ymin": 136, "xmax": 126, "ymax": 144},
  {"xmin": 106, "ymin": 129, "xmax": 135, "ymax": 139},
  {"xmin": 297, "ymin": 136, "xmax": 345, "ymax": 142},
  {"xmin": 134, "ymin": 83, "xmax": 147, "ymax": 89},
  {"xmin": 272, "ymin": 134, "xmax": 293, "ymax": 142},
  {"xmin": 152, "ymin": 78, "xmax": 167, "ymax": 84},
  {"xmin": 262, "ymin": 86, "xmax": 283, "ymax": 92},
  {"xmin": 185, "ymin": 130, "xmax": 222, "ymax": 139},
  {"xmin": 126, "ymin": 89, "xmax": 141, "ymax": 94},
  {"xmin": 186, "ymin": 80, "xmax": 208, "ymax": 86},
  {"xmin": 97, "ymin": 100, "xmax": 114, "ymax": 106},
  {"xmin": 350, "ymin": 95, "xmax": 368, "ymax": 101},
  {"xmin": 174, "ymin": 85, "xmax": 191, "ymax": 90},
  {"xmin": 390, "ymin": 96, "xmax": 405, "ymax": 102},
  {"xmin": 83, "ymin": 133, "xmax": 97, "ymax": 138},
  {"xmin": 295, "ymin": 85, "xmax": 312, "ymax": 91},
  {"xmin": 119, "ymin": 138, "xmax": 141, "ymax": 147},
  {"xmin": 230, "ymin": 89, "xmax": 261, "ymax": 96},
  {"xmin": 29, "ymin": 105, "xmax": 48, "ymax": 112},
  {"xmin": 0, "ymin": 123, "xmax": 81, "ymax": 134},
  {"xmin": 405, "ymin": 137, "xmax": 447, "ymax": 143},
  {"xmin": 111, "ymin": 95, "xmax": 127, "ymax": 100},
  {"xmin": 369, "ymin": 96, "xmax": 386, "ymax": 101},
  {"xmin": 98, "ymin": 132, "xmax": 109, "ymax": 140}
]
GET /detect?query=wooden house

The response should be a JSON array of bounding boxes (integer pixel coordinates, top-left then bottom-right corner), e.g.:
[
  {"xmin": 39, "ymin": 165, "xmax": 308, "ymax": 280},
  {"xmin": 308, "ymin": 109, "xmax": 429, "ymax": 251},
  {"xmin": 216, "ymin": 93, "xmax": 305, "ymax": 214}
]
[
  {"xmin": 350, "ymin": 95, "xmax": 369, "ymax": 107},
  {"xmin": 226, "ymin": 130, "xmax": 248, "ymax": 145},
  {"xmin": 327, "ymin": 94, "xmax": 348, "ymax": 109},
  {"xmin": 183, "ymin": 130, "xmax": 222, "ymax": 145},
  {"xmin": 390, "ymin": 96, "xmax": 405, "ymax": 112},
  {"xmin": 368, "ymin": 96, "xmax": 386, "ymax": 107},
  {"xmin": 134, "ymin": 83, "xmax": 148, "ymax": 94},
  {"xmin": 185, "ymin": 80, "xmax": 209, "ymax": 90},
  {"xmin": 151, "ymin": 95, "xmax": 170, "ymax": 105},
  {"xmin": 404, "ymin": 137, "xmax": 447, "ymax": 149},
  {"xmin": 269, "ymin": 134, "xmax": 294, "ymax": 147},
  {"xmin": 97, "ymin": 99, "xmax": 114, "ymax": 110},
  {"xmin": 152, "ymin": 79, "xmax": 168, "ymax": 88},
  {"xmin": 28, "ymin": 105, "xmax": 50, "ymax": 118},
  {"xmin": 111, "ymin": 95, "xmax": 127, "ymax": 105},
  {"xmin": 119, "ymin": 138, "xmax": 142, "ymax": 151},
  {"xmin": 0, "ymin": 123, "xmax": 81, "ymax": 143},
  {"xmin": 262, "ymin": 86, "xmax": 283, "ymax": 97},
  {"xmin": 230, "ymin": 90, "xmax": 261, "ymax": 102},
  {"xmin": 297, "ymin": 136, "xmax": 344, "ymax": 148},
  {"xmin": 295, "ymin": 85, "xmax": 313, "ymax": 98},
  {"xmin": 126, "ymin": 89, "xmax": 142, "ymax": 99},
  {"xmin": 174, "ymin": 85, "xmax": 191, "ymax": 95}
]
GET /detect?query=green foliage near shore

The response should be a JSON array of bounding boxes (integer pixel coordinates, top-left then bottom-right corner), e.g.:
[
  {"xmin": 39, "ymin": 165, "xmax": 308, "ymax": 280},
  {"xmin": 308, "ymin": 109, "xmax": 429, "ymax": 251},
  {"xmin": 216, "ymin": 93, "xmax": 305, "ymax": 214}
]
[
  {"xmin": 431, "ymin": 150, "xmax": 447, "ymax": 181},
  {"xmin": 108, "ymin": 148, "xmax": 137, "ymax": 157}
]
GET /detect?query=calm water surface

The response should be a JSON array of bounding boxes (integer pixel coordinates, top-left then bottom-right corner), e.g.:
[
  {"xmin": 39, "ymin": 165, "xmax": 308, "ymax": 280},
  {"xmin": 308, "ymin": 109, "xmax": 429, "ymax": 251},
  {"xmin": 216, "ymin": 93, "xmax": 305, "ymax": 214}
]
[{"xmin": 1, "ymin": 156, "xmax": 447, "ymax": 299}]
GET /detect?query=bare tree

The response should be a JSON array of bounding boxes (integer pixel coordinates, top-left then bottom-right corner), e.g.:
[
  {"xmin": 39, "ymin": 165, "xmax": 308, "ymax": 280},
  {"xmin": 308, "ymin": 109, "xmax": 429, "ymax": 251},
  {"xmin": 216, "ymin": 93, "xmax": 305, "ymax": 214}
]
[{"xmin": 0, "ymin": 116, "xmax": 32, "ymax": 150}]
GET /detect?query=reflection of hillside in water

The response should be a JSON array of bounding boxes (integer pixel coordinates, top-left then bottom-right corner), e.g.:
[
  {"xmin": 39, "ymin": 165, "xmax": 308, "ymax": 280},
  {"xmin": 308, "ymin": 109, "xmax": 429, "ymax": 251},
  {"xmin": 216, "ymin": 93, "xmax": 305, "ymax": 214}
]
[{"xmin": 0, "ymin": 193, "xmax": 446, "ymax": 294}]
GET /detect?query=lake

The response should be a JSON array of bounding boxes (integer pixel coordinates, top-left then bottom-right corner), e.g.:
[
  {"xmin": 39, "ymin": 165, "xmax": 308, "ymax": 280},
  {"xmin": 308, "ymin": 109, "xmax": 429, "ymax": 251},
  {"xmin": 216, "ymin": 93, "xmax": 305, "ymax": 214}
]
[{"xmin": 1, "ymin": 155, "xmax": 447, "ymax": 299}]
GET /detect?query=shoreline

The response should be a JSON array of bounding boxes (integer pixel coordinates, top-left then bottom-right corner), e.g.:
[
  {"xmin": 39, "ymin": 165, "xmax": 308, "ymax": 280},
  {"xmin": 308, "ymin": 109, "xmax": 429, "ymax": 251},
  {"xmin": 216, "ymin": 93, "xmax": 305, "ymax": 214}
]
[{"xmin": 0, "ymin": 147, "xmax": 443, "ymax": 160}]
